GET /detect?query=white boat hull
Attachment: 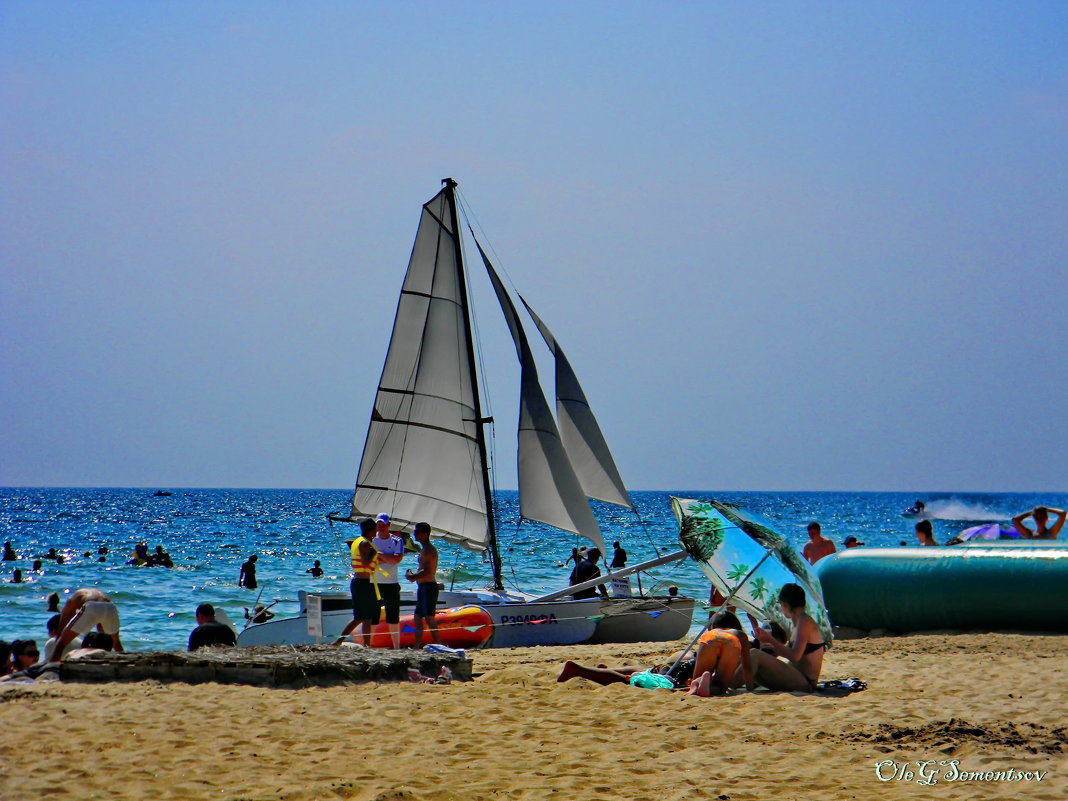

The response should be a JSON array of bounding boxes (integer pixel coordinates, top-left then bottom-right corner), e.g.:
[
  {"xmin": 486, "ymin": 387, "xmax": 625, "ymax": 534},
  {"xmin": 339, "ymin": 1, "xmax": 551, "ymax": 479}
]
[{"xmin": 235, "ymin": 590, "xmax": 694, "ymax": 648}]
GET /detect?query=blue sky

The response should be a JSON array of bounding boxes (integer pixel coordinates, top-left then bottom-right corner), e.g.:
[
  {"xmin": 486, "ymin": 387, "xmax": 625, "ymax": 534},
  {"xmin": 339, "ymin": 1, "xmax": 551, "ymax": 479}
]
[{"xmin": 2, "ymin": 2, "xmax": 1066, "ymax": 491}]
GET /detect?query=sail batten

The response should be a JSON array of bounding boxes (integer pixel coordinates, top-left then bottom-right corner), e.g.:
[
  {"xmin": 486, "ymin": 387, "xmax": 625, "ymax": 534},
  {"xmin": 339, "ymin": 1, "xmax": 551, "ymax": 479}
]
[
  {"xmin": 473, "ymin": 239, "xmax": 607, "ymax": 555},
  {"xmin": 520, "ymin": 297, "xmax": 634, "ymax": 510}
]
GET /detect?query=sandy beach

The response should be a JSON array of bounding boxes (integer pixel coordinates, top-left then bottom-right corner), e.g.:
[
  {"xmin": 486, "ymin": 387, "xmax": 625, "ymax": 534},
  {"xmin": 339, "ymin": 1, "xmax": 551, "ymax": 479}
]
[{"xmin": 1, "ymin": 633, "xmax": 1065, "ymax": 801}]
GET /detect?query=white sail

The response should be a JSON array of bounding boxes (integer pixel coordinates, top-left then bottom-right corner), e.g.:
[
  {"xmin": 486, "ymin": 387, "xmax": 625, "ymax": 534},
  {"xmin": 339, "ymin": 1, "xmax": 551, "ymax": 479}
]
[
  {"xmin": 474, "ymin": 240, "xmax": 607, "ymax": 555},
  {"xmin": 520, "ymin": 297, "xmax": 634, "ymax": 510},
  {"xmin": 349, "ymin": 188, "xmax": 489, "ymax": 551}
]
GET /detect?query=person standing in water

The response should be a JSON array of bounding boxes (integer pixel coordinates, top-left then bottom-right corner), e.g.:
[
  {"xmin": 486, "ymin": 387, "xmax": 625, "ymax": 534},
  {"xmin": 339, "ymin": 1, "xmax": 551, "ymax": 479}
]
[
  {"xmin": 915, "ymin": 520, "xmax": 938, "ymax": 546},
  {"xmin": 802, "ymin": 522, "xmax": 836, "ymax": 565},
  {"xmin": 611, "ymin": 541, "xmax": 627, "ymax": 569},
  {"xmin": 405, "ymin": 522, "xmax": 441, "ymax": 648},
  {"xmin": 1012, "ymin": 506, "xmax": 1066, "ymax": 540},
  {"xmin": 238, "ymin": 554, "xmax": 258, "ymax": 589}
]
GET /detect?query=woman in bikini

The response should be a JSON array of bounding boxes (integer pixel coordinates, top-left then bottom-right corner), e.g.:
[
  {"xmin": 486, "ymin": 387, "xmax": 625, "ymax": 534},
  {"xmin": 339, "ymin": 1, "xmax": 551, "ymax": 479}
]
[
  {"xmin": 743, "ymin": 582, "xmax": 827, "ymax": 692},
  {"xmin": 685, "ymin": 611, "xmax": 753, "ymax": 696}
]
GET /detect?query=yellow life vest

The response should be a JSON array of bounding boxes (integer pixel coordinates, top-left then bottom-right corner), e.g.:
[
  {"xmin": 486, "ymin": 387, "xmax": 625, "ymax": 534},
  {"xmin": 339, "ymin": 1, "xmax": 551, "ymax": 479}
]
[{"xmin": 351, "ymin": 537, "xmax": 377, "ymax": 578}]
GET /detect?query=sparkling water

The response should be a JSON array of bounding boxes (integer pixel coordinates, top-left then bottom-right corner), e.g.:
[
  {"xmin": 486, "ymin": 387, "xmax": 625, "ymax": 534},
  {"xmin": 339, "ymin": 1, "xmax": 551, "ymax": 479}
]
[{"xmin": 2, "ymin": 488, "xmax": 1062, "ymax": 651}]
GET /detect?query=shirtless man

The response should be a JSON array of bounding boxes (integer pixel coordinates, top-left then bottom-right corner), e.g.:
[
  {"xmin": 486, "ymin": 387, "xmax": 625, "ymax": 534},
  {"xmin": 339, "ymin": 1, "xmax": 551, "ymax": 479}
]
[
  {"xmin": 1012, "ymin": 506, "xmax": 1066, "ymax": 540},
  {"xmin": 802, "ymin": 521, "xmax": 836, "ymax": 565},
  {"xmin": 51, "ymin": 588, "xmax": 124, "ymax": 661},
  {"xmin": 405, "ymin": 522, "xmax": 441, "ymax": 648}
]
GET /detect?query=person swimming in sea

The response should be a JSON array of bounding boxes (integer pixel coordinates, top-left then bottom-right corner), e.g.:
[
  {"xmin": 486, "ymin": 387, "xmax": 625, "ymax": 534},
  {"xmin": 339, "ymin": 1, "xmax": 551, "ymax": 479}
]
[{"xmin": 915, "ymin": 519, "xmax": 938, "ymax": 546}]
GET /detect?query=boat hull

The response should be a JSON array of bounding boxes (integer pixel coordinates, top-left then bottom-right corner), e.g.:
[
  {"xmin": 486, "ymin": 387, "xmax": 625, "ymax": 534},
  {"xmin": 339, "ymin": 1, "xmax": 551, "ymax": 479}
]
[
  {"xmin": 586, "ymin": 597, "xmax": 695, "ymax": 644},
  {"xmin": 816, "ymin": 543, "xmax": 1068, "ymax": 632},
  {"xmin": 236, "ymin": 590, "xmax": 694, "ymax": 648}
]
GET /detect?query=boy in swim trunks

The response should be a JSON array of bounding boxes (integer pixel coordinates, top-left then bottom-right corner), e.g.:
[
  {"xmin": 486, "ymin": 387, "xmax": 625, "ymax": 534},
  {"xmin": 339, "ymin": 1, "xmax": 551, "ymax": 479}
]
[{"xmin": 52, "ymin": 588, "xmax": 124, "ymax": 661}]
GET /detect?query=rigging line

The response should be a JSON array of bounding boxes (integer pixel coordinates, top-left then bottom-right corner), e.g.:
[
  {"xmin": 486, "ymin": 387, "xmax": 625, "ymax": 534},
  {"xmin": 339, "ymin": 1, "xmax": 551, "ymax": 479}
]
[
  {"xmin": 326, "ymin": 513, "xmax": 356, "ymax": 575},
  {"xmin": 503, "ymin": 517, "xmax": 528, "ymax": 594},
  {"xmin": 455, "ymin": 186, "xmax": 516, "ymax": 295},
  {"xmin": 455, "ymin": 194, "xmax": 501, "ymax": 553},
  {"xmin": 454, "ymin": 194, "xmax": 495, "ymax": 426},
  {"xmin": 451, "ymin": 199, "xmax": 492, "ymax": 539}
]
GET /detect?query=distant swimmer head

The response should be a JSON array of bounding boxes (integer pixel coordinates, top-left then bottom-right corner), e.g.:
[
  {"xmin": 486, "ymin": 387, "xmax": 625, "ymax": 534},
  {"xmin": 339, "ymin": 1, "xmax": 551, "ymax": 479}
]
[{"xmin": 1034, "ymin": 506, "xmax": 1049, "ymax": 525}]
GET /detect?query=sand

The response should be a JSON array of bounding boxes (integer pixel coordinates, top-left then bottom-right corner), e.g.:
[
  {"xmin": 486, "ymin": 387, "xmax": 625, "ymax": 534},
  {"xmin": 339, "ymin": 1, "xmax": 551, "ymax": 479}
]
[{"xmin": 1, "ymin": 633, "xmax": 1065, "ymax": 801}]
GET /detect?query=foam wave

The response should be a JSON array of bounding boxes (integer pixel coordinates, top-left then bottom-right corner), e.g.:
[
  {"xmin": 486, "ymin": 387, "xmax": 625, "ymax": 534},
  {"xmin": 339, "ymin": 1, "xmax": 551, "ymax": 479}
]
[{"xmin": 921, "ymin": 498, "xmax": 1008, "ymax": 521}]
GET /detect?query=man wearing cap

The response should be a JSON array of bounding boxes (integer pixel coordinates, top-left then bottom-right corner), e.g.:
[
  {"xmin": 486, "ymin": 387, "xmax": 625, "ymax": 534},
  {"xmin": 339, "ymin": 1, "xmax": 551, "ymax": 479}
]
[
  {"xmin": 372, "ymin": 513, "xmax": 406, "ymax": 648},
  {"xmin": 843, "ymin": 535, "xmax": 864, "ymax": 548}
]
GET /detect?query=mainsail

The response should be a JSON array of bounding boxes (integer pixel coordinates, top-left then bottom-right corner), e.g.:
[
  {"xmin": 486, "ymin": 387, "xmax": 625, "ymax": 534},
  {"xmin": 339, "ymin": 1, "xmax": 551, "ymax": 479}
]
[
  {"xmin": 474, "ymin": 240, "xmax": 607, "ymax": 555},
  {"xmin": 520, "ymin": 298, "xmax": 634, "ymax": 510},
  {"xmin": 348, "ymin": 187, "xmax": 490, "ymax": 551}
]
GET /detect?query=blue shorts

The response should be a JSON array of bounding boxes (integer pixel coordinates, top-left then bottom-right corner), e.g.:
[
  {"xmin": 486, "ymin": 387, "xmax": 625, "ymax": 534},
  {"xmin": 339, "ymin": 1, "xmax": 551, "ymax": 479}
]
[{"xmin": 414, "ymin": 582, "xmax": 439, "ymax": 617}]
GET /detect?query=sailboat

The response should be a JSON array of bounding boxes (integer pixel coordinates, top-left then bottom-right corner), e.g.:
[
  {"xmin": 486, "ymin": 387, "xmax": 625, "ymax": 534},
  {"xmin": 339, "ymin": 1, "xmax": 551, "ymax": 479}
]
[{"xmin": 238, "ymin": 179, "xmax": 693, "ymax": 648}]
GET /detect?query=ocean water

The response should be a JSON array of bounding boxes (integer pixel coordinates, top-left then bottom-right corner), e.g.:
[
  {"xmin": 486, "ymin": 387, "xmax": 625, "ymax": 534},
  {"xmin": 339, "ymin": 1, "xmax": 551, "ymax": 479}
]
[{"xmin": 2, "ymin": 488, "xmax": 1064, "ymax": 651}]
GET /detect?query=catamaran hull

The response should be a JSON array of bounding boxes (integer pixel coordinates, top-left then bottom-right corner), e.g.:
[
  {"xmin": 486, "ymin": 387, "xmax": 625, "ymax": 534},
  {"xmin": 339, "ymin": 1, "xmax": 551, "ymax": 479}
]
[
  {"xmin": 587, "ymin": 597, "xmax": 695, "ymax": 644},
  {"xmin": 235, "ymin": 591, "xmax": 694, "ymax": 649}
]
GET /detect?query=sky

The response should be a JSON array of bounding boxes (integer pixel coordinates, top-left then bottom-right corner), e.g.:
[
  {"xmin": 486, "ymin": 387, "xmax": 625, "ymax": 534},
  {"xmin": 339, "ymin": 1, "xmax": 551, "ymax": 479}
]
[{"xmin": 2, "ymin": 2, "xmax": 1066, "ymax": 492}]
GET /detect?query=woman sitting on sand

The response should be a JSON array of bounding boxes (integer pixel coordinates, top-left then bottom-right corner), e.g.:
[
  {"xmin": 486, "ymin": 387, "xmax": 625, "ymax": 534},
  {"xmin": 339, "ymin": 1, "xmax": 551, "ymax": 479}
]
[
  {"xmin": 556, "ymin": 612, "xmax": 753, "ymax": 693},
  {"xmin": 743, "ymin": 583, "xmax": 827, "ymax": 693}
]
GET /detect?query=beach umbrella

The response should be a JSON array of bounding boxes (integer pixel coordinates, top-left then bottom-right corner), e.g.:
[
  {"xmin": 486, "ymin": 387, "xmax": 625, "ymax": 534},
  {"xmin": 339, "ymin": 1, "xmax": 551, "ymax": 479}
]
[
  {"xmin": 672, "ymin": 497, "xmax": 834, "ymax": 643},
  {"xmin": 956, "ymin": 523, "xmax": 1021, "ymax": 541}
]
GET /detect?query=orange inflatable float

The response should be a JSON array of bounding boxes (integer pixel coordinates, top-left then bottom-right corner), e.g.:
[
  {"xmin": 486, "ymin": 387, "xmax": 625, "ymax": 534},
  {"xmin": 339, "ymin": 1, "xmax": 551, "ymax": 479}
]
[{"xmin": 365, "ymin": 604, "xmax": 493, "ymax": 649}]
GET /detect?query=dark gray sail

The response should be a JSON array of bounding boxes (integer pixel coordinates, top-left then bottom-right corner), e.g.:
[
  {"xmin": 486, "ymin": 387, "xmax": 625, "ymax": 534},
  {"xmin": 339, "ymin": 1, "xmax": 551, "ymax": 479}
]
[{"xmin": 520, "ymin": 297, "xmax": 634, "ymax": 510}]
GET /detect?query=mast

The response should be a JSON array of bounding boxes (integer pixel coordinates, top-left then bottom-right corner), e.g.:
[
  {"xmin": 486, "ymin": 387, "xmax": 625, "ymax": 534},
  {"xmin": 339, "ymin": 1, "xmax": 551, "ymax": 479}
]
[{"xmin": 442, "ymin": 178, "xmax": 503, "ymax": 590}]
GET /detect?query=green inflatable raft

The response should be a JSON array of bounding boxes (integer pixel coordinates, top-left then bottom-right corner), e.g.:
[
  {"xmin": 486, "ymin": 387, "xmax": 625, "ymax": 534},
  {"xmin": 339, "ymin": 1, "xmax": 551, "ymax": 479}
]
[{"xmin": 815, "ymin": 542, "xmax": 1068, "ymax": 633}]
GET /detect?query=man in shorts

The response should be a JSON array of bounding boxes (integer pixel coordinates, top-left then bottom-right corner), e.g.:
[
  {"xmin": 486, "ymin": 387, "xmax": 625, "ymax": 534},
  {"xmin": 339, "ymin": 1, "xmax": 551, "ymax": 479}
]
[
  {"xmin": 338, "ymin": 517, "xmax": 379, "ymax": 646},
  {"xmin": 405, "ymin": 522, "xmax": 441, "ymax": 648},
  {"xmin": 371, "ymin": 513, "xmax": 405, "ymax": 649},
  {"xmin": 52, "ymin": 588, "xmax": 124, "ymax": 661}
]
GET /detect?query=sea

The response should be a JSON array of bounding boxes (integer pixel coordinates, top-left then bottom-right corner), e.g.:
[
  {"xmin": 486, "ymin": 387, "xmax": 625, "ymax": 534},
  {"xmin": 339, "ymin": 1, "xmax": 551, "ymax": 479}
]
[{"xmin": 2, "ymin": 488, "xmax": 1064, "ymax": 651}]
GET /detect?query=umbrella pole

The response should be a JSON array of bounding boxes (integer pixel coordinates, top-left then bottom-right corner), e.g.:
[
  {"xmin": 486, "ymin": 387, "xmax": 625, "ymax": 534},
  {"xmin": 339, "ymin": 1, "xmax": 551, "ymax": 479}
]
[{"xmin": 664, "ymin": 550, "xmax": 775, "ymax": 681}]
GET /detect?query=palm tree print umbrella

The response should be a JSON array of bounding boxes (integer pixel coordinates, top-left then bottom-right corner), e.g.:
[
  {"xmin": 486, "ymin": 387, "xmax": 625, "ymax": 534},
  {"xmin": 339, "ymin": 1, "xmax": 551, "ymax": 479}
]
[{"xmin": 673, "ymin": 497, "xmax": 834, "ymax": 644}]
